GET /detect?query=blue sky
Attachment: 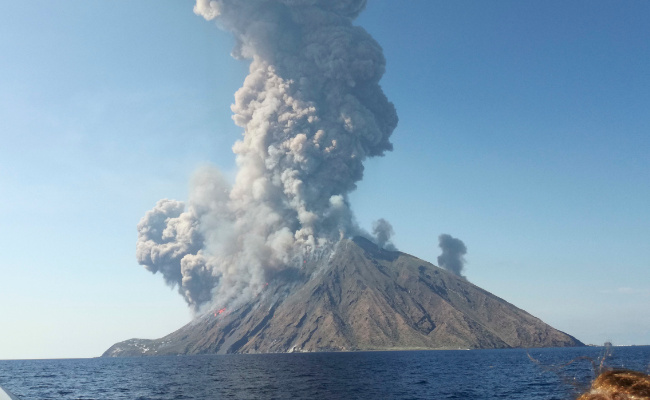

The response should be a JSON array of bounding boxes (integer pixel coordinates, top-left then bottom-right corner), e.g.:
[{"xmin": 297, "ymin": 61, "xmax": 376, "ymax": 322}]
[{"xmin": 1, "ymin": 1, "xmax": 648, "ymax": 359}]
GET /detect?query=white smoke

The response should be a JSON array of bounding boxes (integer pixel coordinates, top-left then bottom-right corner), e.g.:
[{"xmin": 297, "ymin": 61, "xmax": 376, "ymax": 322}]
[{"xmin": 137, "ymin": 0, "xmax": 397, "ymax": 312}]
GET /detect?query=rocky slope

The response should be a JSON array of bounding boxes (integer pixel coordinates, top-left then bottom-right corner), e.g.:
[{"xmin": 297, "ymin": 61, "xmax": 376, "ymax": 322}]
[{"xmin": 103, "ymin": 237, "xmax": 582, "ymax": 356}]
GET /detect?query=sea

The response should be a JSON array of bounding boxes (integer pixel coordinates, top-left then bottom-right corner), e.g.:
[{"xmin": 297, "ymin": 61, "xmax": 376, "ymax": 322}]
[{"xmin": 1, "ymin": 346, "xmax": 648, "ymax": 400}]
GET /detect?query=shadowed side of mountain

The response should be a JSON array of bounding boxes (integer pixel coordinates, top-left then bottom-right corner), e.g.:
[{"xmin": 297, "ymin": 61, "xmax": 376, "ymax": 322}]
[{"xmin": 102, "ymin": 237, "xmax": 583, "ymax": 356}]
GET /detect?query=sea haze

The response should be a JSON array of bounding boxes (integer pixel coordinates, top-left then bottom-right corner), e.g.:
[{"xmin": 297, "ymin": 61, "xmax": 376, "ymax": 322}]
[{"xmin": 1, "ymin": 346, "xmax": 649, "ymax": 400}]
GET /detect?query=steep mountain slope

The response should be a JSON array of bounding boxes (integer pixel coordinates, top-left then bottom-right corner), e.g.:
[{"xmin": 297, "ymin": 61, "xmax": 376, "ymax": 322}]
[{"xmin": 103, "ymin": 237, "xmax": 582, "ymax": 356}]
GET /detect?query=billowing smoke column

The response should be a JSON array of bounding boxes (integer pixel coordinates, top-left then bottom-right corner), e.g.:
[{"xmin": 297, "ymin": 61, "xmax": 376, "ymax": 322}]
[
  {"xmin": 137, "ymin": 0, "xmax": 397, "ymax": 312},
  {"xmin": 437, "ymin": 234, "xmax": 467, "ymax": 279},
  {"xmin": 372, "ymin": 218, "xmax": 395, "ymax": 250}
]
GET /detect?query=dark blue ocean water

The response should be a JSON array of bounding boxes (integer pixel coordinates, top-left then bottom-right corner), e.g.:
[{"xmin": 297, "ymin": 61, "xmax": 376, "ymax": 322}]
[{"xmin": 1, "ymin": 346, "xmax": 648, "ymax": 400}]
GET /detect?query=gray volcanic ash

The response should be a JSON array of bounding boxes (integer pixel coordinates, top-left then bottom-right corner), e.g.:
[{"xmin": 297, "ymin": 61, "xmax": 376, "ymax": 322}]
[
  {"xmin": 136, "ymin": 0, "xmax": 398, "ymax": 312},
  {"xmin": 437, "ymin": 234, "xmax": 468, "ymax": 279}
]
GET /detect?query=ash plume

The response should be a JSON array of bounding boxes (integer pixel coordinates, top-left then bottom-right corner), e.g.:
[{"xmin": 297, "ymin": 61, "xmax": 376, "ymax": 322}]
[
  {"xmin": 437, "ymin": 234, "xmax": 467, "ymax": 279},
  {"xmin": 137, "ymin": 0, "xmax": 398, "ymax": 312},
  {"xmin": 372, "ymin": 218, "xmax": 396, "ymax": 250}
]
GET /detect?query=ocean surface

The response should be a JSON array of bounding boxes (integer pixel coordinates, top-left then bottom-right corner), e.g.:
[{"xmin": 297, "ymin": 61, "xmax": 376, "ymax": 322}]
[{"xmin": 1, "ymin": 346, "xmax": 648, "ymax": 400}]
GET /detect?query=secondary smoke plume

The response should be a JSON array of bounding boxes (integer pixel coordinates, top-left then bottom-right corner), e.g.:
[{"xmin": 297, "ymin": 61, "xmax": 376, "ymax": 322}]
[
  {"xmin": 372, "ymin": 218, "xmax": 395, "ymax": 250},
  {"xmin": 437, "ymin": 234, "xmax": 467, "ymax": 279},
  {"xmin": 137, "ymin": 0, "xmax": 397, "ymax": 312}
]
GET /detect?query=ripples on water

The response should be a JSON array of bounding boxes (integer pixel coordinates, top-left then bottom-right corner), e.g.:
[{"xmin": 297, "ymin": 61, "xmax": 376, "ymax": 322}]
[{"xmin": 1, "ymin": 347, "xmax": 648, "ymax": 399}]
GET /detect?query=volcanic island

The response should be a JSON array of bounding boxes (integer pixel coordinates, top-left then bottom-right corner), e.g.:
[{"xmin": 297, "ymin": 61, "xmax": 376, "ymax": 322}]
[{"xmin": 103, "ymin": 237, "xmax": 582, "ymax": 356}]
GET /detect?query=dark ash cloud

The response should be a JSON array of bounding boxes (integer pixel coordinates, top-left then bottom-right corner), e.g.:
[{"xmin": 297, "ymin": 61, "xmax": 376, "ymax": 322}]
[
  {"xmin": 437, "ymin": 234, "xmax": 467, "ymax": 279},
  {"xmin": 372, "ymin": 218, "xmax": 396, "ymax": 250}
]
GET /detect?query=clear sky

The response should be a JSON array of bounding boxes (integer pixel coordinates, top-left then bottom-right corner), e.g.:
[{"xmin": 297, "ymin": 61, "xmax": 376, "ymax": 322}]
[{"xmin": 1, "ymin": 1, "xmax": 648, "ymax": 359}]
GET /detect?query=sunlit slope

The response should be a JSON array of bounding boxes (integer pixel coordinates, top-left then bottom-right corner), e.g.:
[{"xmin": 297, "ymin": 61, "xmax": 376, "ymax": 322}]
[{"xmin": 103, "ymin": 237, "xmax": 582, "ymax": 356}]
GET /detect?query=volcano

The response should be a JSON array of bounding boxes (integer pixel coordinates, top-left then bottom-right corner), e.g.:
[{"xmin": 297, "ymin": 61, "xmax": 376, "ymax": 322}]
[{"xmin": 103, "ymin": 237, "xmax": 582, "ymax": 356}]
